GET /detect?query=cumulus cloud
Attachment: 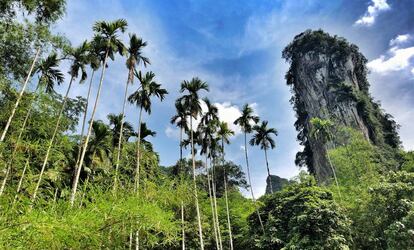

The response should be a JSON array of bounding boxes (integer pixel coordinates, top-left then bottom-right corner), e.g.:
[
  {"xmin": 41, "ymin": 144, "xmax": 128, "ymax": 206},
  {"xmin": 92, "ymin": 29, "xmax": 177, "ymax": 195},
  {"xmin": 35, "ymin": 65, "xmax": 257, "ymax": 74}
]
[
  {"xmin": 390, "ymin": 34, "xmax": 411, "ymax": 46},
  {"xmin": 181, "ymin": 100, "xmax": 257, "ymax": 139},
  {"xmin": 165, "ymin": 126, "xmax": 180, "ymax": 140},
  {"xmin": 367, "ymin": 47, "xmax": 414, "ymax": 74},
  {"xmin": 367, "ymin": 34, "xmax": 414, "ymax": 75},
  {"xmin": 215, "ymin": 102, "xmax": 243, "ymax": 135},
  {"xmin": 355, "ymin": 0, "xmax": 390, "ymax": 26}
]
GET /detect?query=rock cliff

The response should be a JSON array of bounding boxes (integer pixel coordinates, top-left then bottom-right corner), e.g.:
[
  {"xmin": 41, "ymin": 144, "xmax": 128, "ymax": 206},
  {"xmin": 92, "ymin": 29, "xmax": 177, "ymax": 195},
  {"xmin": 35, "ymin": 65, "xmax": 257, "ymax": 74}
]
[
  {"xmin": 282, "ymin": 30, "xmax": 400, "ymax": 182},
  {"xmin": 265, "ymin": 175, "xmax": 289, "ymax": 194}
]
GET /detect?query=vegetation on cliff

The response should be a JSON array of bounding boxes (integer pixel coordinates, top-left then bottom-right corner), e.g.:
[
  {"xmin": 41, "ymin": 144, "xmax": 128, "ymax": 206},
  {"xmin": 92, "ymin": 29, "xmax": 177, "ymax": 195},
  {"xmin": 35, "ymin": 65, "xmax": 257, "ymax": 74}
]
[{"xmin": 282, "ymin": 29, "xmax": 401, "ymax": 177}]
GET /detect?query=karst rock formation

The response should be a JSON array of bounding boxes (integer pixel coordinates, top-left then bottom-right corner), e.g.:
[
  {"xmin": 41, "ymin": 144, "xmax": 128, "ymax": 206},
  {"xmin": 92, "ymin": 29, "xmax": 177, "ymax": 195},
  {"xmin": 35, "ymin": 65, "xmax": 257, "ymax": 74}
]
[{"xmin": 283, "ymin": 30, "xmax": 400, "ymax": 182}]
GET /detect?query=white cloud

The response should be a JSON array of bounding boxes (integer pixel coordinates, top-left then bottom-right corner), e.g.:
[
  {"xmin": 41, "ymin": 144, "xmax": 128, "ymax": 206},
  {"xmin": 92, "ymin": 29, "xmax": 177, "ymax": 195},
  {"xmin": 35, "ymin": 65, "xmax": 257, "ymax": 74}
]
[
  {"xmin": 411, "ymin": 68, "xmax": 414, "ymax": 76},
  {"xmin": 187, "ymin": 100, "xmax": 258, "ymax": 138},
  {"xmin": 215, "ymin": 102, "xmax": 243, "ymax": 135},
  {"xmin": 355, "ymin": 0, "xmax": 390, "ymax": 26},
  {"xmin": 367, "ymin": 41, "xmax": 414, "ymax": 74},
  {"xmin": 165, "ymin": 126, "xmax": 180, "ymax": 140},
  {"xmin": 390, "ymin": 34, "xmax": 411, "ymax": 46}
]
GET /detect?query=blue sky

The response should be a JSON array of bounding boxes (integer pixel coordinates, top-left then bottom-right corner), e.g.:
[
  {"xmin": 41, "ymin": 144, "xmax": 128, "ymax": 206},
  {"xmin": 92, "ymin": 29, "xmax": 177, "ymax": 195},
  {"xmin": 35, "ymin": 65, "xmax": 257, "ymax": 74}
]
[{"xmin": 52, "ymin": 0, "xmax": 414, "ymax": 196}]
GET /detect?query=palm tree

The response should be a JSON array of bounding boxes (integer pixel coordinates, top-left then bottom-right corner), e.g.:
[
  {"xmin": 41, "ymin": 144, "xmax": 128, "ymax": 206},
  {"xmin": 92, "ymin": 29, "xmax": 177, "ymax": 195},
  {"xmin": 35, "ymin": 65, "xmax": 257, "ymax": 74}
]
[
  {"xmin": 113, "ymin": 34, "xmax": 149, "ymax": 191},
  {"xmin": 0, "ymin": 48, "xmax": 40, "ymax": 142},
  {"xmin": 233, "ymin": 104, "xmax": 264, "ymax": 232},
  {"xmin": 73, "ymin": 44, "xmax": 101, "ymax": 183},
  {"xmin": 309, "ymin": 117, "xmax": 342, "ymax": 200},
  {"xmin": 217, "ymin": 121, "xmax": 235, "ymax": 250},
  {"xmin": 138, "ymin": 122, "xmax": 156, "ymax": 151},
  {"xmin": 70, "ymin": 19, "xmax": 128, "ymax": 206},
  {"xmin": 31, "ymin": 41, "xmax": 89, "ymax": 203},
  {"xmin": 170, "ymin": 100, "xmax": 189, "ymax": 173},
  {"xmin": 209, "ymin": 135, "xmax": 223, "ymax": 250},
  {"xmin": 88, "ymin": 120, "xmax": 112, "ymax": 170},
  {"xmin": 170, "ymin": 100, "xmax": 189, "ymax": 250},
  {"xmin": 108, "ymin": 113, "xmax": 135, "ymax": 148},
  {"xmin": 78, "ymin": 120, "xmax": 112, "ymax": 207},
  {"xmin": 250, "ymin": 120, "xmax": 278, "ymax": 194},
  {"xmin": 199, "ymin": 98, "xmax": 223, "ymax": 249},
  {"xmin": 128, "ymin": 71, "xmax": 167, "ymax": 194},
  {"xmin": 178, "ymin": 77, "xmax": 209, "ymax": 250},
  {"xmin": 0, "ymin": 53, "xmax": 64, "ymax": 196}
]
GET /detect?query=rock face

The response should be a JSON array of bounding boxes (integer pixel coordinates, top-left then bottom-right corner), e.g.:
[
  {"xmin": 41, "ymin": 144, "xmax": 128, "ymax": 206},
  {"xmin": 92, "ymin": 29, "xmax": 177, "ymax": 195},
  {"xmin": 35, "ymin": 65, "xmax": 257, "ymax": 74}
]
[
  {"xmin": 282, "ymin": 30, "xmax": 400, "ymax": 182},
  {"xmin": 265, "ymin": 175, "xmax": 289, "ymax": 194}
]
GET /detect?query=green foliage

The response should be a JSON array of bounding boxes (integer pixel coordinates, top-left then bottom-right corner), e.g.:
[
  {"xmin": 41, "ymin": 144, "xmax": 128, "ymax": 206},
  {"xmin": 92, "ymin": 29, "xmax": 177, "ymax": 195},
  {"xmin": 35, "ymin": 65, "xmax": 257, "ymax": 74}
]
[
  {"xmin": 249, "ymin": 174, "xmax": 351, "ymax": 249},
  {"xmin": 327, "ymin": 129, "xmax": 414, "ymax": 249},
  {"xmin": 353, "ymin": 171, "xmax": 414, "ymax": 249},
  {"xmin": 401, "ymin": 151, "xmax": 414, "ymax": 172},
  {"xmin": 1, "ymin": 0, "xmax": 66, "ymax": 24},
  {"xmin": 0, "ymin": 187, "xmax": 180, "ymax": 249}
]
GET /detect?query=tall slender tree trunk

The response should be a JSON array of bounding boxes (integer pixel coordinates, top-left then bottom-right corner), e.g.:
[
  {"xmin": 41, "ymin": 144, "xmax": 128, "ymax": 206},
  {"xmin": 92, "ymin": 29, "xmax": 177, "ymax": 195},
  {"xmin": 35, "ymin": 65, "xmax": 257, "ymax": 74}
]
[
  {"xmin": 73, "ymin": 69, "xmax": 95, "ymax": 185},
  {"xmin": 191, "ymin": 116, "xmax": 204, "ymax": 250},
  {"xmin": 211, "ymin": 159, "xmax": 223, "ymax": 250},
  {"xmin": 206, "ymin": 154, "xmax": 220, "ymax": 250},
  {"xmin": 0, "ymin": 96, "xmax": 35, "ymax": 196},
  {"xmin": 179, "ymin": 126, "xmax": 185, "ymax": 250},
  {"xmin": 264, "ymin": 148, "xmax": 273, "ymax": 194},
  {"xmin": 113, "ymin": 77, "xmax": 130, "ymax": 192},
  {"xmin": 221, "ymin": 138, "xmax": 233, "ymax": 250},
  {"xmin": 31, "ymin": 76, "xmax": 75, "ymax": 203},
  {"xmin": 134, "ymin": 106, "xmax": 143, "ymax": 194},
  {"xmin": 181, "ymin": 201, "xmax": 185, "ymax": 250},
  {"xmin": 12, "ymin": 157, "xmax": 29, "ymax": 204},
  {"xmin": 325, "ymin": 145, "xmax": 342, "ymax": 200},
  {"xmin": 1, "ymin": 84, "xmax": 42, "ymax": 196},
  {"xmin": 1, "ymin": 48, "xmax": 40, "ymax": 142},
  {"xmin": 135, "ymin": 230, "xmax": 139, "ymax": 250},
  {"xmin": 129, "ymin": 230, "xmax": 133, "ymax": 250},
  {"xmin": 70, "ymin": 50, "xmax": 109, "ymax": 206},
  {"xmin": 244, "ymin": 132, "xmax": 264, "ymax": 232}
]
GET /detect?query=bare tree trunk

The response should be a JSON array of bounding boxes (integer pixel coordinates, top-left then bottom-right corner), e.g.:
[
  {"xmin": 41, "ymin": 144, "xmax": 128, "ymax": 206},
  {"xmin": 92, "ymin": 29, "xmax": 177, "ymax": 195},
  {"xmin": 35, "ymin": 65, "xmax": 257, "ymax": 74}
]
[
  {"xmin": 31, "ymin": 76, "xmax": 75, "ymax": 203},
  {"xmin": 70, "ymin": 50, "xmax": 109, "ymax": 206},
  {"xmin": 129, "ymin": 230, "xmax": 133, "ymax": 250},
  {"xmin": 135, "ymin": 230, "xmax": 139, "ymax": 250},
  {"xmin": 180, "ymin": 127, "xmax": 185, "ymax": 250},
  {"xmin": 325, "ymin": 145, "xmax": 342, "ymax": 201},
  {"xmin": 0, "ymin": 164, "xmax": 11, "ymax": 196},
  {"xmin": 113, "ymin": 77, "xmax": 130, "ymax": 192},
  {"xmin": 12, "ymin": 158, "xmax": 29, "ymax": 204},
  {"xmin": 206, "ymin": 154, "xmax": 220, "ymax": 249},
  {"xmin": 134, "ymin": 107, "xmax": 143, "ymax": 194},
  {"xmin": 191, "ymin": 117, "xmax": 204, "ymax": 250},
  {"xmin": 73, "ymin": 69, "xmax": 95, "ymax": 185},
  {"xmin": 1, "ymin": 48, "xmax": 40, "ymax": 142},
  {"xmin": 244, "ymin": 132, "xmax": 264, "ymax": 232},
  {"xmin": 223, "ymin": 168, "xmax": 233, "ymax": 250},
  {"xmin": 0, "ymin": 96, "xmax": 34, "ymax": 196},
  {"xmin": 181, "ymin": 201, "xmax": 185, "ymax": 250},
  {"xmin": 1, "ymin": 83, "xmax": 43, "ymax": 196},
  {"xmin": 53, "ymin": 187, "xmax": 58, "ymax": 204},
  {"xmin": 264, "ymin": 148, "xmax": 273, "ymax": 194},
  {"xmin": 221, "ymin": 138, "xmax": 233, "ymax": 250},
  {"xmin": 211, "ymin": 159, "xmax": 223, "ymax": 250}
]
